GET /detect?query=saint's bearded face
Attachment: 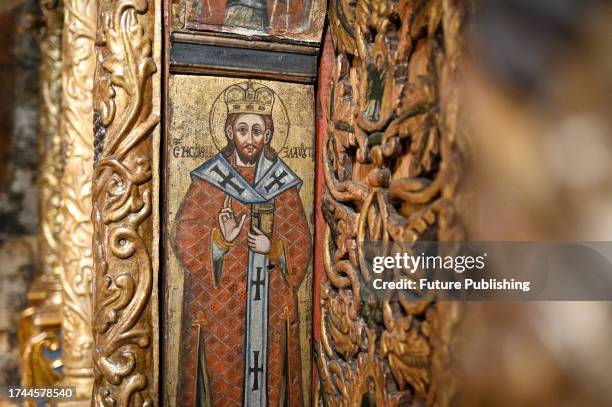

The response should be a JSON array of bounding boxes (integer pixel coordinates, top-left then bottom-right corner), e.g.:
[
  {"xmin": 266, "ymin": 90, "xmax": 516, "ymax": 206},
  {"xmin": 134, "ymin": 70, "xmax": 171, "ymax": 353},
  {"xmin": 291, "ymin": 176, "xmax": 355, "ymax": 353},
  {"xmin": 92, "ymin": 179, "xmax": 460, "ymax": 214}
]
[{"xmin": 226, "ymin": 113, "xmax": 271, "ymax": 166}]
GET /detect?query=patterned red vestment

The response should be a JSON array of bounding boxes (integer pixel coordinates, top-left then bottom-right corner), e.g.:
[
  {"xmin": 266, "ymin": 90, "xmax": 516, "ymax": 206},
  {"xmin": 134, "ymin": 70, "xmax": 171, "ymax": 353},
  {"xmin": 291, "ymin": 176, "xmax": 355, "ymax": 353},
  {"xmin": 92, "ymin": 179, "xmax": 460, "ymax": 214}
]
[{"xmin": 173, "ymin": 164, "xmax": 311, "ymax": 406}]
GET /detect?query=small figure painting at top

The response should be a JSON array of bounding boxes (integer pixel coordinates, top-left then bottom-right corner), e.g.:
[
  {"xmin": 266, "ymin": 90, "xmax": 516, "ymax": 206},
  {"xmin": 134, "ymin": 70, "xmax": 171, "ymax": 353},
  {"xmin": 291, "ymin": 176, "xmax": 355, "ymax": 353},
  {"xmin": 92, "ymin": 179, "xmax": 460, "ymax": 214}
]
[{"xmin": 185, "ymin": 0, "xmax": 325, "ymax": 41}]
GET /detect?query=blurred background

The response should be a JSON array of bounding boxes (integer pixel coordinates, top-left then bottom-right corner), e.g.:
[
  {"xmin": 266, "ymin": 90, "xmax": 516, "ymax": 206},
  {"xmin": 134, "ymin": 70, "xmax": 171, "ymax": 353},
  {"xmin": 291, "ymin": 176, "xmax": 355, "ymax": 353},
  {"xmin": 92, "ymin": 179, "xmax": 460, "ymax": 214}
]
[
  {"xmin": 0, "ymin": 0, "xmax": 41, "ymax": 388},
  {"xmin": 1, "ymin": 0, "xmax": 612, "ymax": 405},
  {"xmin": 461, "ymin": 0, "xmax": 612, "ymax": 406}
]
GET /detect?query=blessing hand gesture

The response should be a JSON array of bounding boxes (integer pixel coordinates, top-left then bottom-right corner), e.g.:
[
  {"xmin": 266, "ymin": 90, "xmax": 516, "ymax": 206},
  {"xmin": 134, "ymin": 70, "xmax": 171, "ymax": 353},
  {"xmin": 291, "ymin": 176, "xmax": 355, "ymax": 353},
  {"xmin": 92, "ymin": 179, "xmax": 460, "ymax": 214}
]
[{"xmin": 218, "ymin": 195, "xmax": 246, "ymax": 243}]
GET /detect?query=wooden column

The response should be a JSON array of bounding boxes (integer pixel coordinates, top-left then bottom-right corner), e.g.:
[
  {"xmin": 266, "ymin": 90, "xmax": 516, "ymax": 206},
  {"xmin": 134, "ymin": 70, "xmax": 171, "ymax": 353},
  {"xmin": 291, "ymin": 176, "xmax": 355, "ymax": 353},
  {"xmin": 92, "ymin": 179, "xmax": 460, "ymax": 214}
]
[
  {"xmin": 316, "ymin": 0, "xmax": 468, "ymax": 405},
  {"xmin": 57, "ymin": 0, "xmax": 97, "ymax": 402},
  {"xmin": 19, "ymin": 0, "xmax": 64, "ymax": 395},
  {"xmin": 91, "ymin": 0, "xmax": 161, "ymax": 404}
]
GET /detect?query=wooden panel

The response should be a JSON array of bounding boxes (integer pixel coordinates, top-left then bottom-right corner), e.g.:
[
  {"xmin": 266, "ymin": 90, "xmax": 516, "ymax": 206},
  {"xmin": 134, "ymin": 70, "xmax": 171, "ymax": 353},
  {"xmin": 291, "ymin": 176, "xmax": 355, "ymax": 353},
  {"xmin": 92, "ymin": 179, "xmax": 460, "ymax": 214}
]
[
  {"xmin": 167, "ymin": 30, "xmax": 321, "ymax": 83},
  {"xmin": 163, "ymin": 75, "xmax": 314, "ymax": 407},
  {"xmin": 163, "ymin": 0, "xmax": 322, "ymax": 403},
  {"xmin": 170, "ymin": 38, "xmax": 318, "ymax": 82}
]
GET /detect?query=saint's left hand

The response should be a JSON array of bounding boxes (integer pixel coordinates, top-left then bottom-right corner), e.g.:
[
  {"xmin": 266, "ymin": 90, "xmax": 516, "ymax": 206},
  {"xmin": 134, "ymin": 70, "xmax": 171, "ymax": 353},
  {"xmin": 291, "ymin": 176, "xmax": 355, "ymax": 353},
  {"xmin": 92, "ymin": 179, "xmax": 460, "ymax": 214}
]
[{"xmin": 247, "ymin": 225, "xmax": 271, "ymax": 254}]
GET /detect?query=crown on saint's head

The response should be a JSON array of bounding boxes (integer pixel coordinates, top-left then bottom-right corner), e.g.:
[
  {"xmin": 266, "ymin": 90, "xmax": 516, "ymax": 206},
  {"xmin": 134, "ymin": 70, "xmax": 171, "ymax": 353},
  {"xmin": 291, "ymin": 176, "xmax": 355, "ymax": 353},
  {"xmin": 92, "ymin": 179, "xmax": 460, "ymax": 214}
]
[{"xmin": 224, "ymin": 81, "xmax": 274, "ymax": 116}]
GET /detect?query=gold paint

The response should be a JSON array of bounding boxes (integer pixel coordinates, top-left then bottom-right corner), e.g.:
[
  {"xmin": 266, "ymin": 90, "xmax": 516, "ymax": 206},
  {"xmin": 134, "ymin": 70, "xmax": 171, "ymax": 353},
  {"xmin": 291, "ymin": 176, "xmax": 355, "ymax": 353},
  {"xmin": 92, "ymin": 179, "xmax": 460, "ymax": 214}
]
[
  {"xmin": 317, "ymin": 0, "xmax": 467, "ymax": 405},
  {"xmin": 57, "ymin": 0, "xmax": 97, "ymax": 402},
  {"xmin": 164, "ymin": 75, "xmax": 315, "ymax": 407},
  {"xmin": 91, "ymin": 0, "xmax": 161, "ymax": 404},
  {"xmin": 19, "ymin": 0, "xmax": 64, "ymax": 399}
]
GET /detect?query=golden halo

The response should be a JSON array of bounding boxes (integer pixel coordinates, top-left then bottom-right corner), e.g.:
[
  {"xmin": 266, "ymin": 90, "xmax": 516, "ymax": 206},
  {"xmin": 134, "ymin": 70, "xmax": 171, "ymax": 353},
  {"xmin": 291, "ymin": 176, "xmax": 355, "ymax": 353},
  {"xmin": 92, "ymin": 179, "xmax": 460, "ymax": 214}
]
[{"xmin": 209, "ymin": 81, "xmax": 290, "ymax": 154}]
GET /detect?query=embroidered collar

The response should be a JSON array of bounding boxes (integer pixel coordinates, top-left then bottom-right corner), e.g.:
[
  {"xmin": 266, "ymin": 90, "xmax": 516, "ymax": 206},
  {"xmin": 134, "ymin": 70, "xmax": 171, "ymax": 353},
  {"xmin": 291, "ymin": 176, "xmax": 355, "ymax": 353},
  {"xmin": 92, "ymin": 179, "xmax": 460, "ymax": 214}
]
[{"xmin": 191, "ymin": 153, "xmax": 302, "ymax": 204}]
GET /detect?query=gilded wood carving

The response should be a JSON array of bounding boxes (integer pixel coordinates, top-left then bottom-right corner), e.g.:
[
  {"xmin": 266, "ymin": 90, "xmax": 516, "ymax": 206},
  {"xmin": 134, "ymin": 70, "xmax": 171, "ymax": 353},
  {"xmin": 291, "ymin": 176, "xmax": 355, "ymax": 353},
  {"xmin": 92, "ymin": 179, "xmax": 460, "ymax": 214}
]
[
  {"xmin": 19, "ymin": 0, "xmax": 64, "ymax": 395},
  {"xmin": 37, "ymin": 0, "xmax": 65, "ymax": 290},
  {"xmin": 91, "ymin": 0, "xmax": 160, "ymax": 405},
  {"xmin": 58, "ymin": 0, "xmax": 96, "ymax": 400},
  {"xmin": 317, "ymin": 0, "xmax": 467, "ymax": 405},
  {"xmin": 164, "ymin": 76, "xmax": 314, "ymax": 407}
]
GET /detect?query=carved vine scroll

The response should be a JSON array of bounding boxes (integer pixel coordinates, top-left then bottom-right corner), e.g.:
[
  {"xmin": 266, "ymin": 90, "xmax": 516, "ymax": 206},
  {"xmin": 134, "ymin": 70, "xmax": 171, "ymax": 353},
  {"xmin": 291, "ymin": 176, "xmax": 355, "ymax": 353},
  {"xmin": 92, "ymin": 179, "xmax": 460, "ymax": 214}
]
[
  {"xmin": 91, "ymin": 0, "xmax": 160, "ymax": 405},
  {"xmin": 317, "ymin": 0, "xmax": 467, "ymax": 405},
  {"xmin": 19, "ymin": 0, "xmax": 64, "ymax": 396}
]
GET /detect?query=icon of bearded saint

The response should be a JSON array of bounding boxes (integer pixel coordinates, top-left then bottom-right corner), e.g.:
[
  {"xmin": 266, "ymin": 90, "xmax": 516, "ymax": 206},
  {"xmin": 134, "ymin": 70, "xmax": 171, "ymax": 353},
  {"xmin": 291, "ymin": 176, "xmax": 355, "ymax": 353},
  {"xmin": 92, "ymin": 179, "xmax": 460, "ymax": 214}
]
[{"xmin": 172, "ymin": 82, "xmax": 312, "ymax": 407}]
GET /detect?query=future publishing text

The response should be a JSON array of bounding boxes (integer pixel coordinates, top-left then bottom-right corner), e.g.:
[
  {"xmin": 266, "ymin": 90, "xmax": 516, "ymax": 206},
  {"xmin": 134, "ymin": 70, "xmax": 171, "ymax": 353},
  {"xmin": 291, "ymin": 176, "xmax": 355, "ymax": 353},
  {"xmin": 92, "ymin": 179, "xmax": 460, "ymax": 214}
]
[{"xmin": 370, "ymin": 252, "xmax": 532, "ymax": 294}]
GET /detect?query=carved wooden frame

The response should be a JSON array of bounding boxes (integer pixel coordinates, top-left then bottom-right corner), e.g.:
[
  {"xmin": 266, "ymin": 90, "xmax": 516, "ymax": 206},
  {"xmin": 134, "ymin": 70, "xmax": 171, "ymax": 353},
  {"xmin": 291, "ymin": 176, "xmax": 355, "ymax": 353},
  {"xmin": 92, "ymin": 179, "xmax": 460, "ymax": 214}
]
[
  {"xmin": 91, "ymin": 0, "xmax": 161, "ymax": 405},
  {"xmin": 315, "ymin": 0, "xmax": 467, "ymax": 405}
]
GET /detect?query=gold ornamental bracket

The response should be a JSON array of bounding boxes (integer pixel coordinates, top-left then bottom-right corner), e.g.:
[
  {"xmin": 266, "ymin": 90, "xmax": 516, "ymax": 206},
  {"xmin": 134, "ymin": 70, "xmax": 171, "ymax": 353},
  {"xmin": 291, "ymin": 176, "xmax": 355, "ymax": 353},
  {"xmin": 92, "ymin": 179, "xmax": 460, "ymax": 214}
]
[{"xmin": 91, "ymin": 0, "xmax": 161, "ymax": 405}]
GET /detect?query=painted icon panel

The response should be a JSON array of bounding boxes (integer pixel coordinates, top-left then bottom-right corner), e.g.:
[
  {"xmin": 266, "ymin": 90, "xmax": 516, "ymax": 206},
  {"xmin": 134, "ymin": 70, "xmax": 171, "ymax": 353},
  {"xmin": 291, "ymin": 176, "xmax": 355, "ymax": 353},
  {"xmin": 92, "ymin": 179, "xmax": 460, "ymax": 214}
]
[
  {"xmin": 164, "ymin": 75, "xmax": 314, "ymax": 407},
  {"xmin": 183, "ymin": 0, "xmax": 326, "ymax": 42}
]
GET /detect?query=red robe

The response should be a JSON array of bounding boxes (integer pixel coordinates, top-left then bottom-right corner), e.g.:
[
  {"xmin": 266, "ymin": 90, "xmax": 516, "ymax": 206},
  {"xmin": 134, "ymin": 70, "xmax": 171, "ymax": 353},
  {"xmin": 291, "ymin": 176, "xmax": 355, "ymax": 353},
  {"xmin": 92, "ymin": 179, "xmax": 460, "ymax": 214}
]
[{"xmin": 173, "ymin": 164, "xmax": 311, "ymax": 406}]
